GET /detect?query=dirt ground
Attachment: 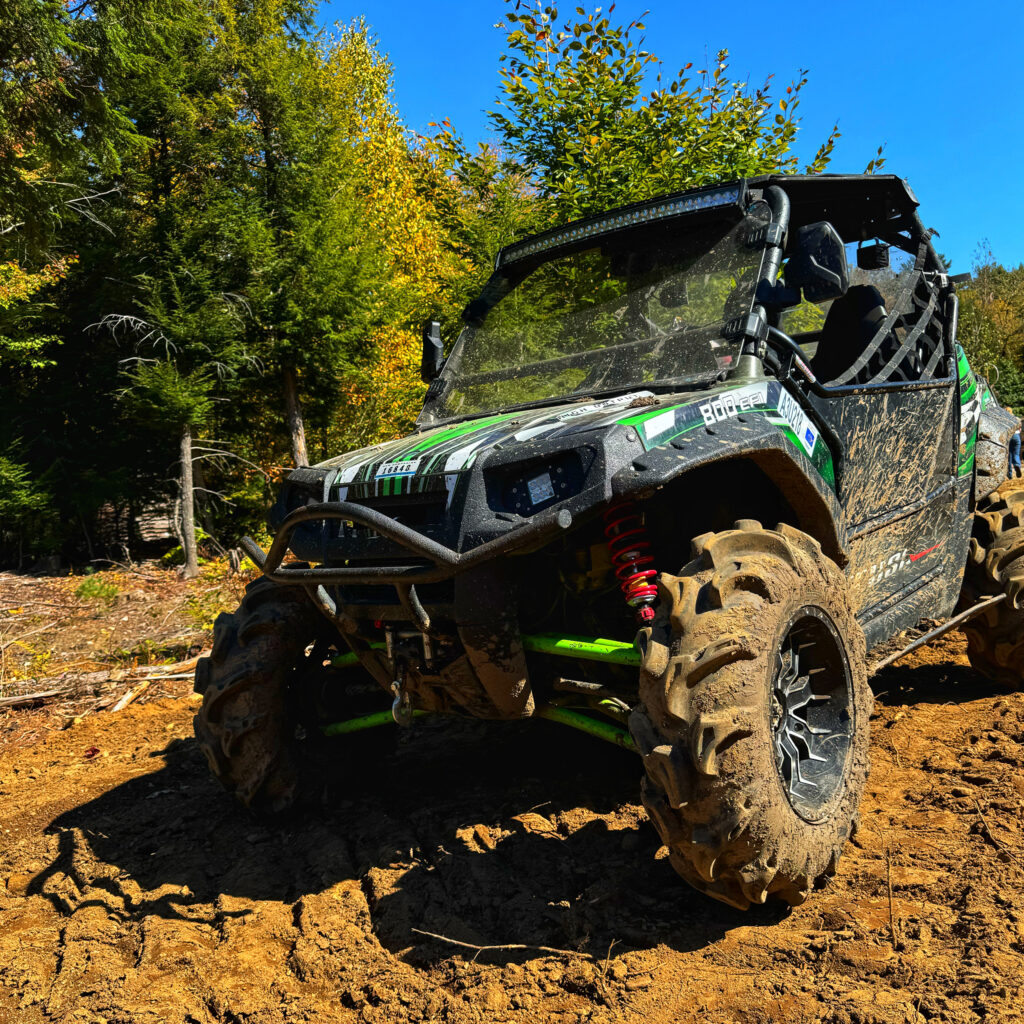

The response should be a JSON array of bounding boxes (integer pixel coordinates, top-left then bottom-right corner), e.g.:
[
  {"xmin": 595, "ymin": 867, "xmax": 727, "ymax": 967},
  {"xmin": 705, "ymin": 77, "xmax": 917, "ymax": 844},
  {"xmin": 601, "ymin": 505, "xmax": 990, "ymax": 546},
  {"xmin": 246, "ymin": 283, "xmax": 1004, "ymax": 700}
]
[{"xmin": 2, "ymin": 567, "xmax": 1024, "ymax": 1024}]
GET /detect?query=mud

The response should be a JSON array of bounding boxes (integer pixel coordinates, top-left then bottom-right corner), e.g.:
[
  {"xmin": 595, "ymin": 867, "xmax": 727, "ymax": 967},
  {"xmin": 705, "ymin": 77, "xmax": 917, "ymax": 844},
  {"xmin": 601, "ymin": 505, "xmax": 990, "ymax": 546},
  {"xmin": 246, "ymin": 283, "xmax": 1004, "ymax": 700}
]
[{"xmin": 3, "ymin": 620, "xmax": 1024, "ymax": 1021}]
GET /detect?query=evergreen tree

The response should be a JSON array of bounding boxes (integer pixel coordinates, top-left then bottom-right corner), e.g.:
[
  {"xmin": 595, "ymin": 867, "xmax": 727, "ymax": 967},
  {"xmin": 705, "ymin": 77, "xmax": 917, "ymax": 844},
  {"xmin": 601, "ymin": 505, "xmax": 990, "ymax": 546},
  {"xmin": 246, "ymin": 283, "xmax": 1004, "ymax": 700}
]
[
  {"xmin": 114, "ymin": 256, "xmax": 250, "ymax": 576},
  {"xmin": 213, "ymin": 4, "xmax": 388, "ymax": 467},
  {"xmin": 0, "ymin": 0, "xmax": 184, "ymax": 256}
]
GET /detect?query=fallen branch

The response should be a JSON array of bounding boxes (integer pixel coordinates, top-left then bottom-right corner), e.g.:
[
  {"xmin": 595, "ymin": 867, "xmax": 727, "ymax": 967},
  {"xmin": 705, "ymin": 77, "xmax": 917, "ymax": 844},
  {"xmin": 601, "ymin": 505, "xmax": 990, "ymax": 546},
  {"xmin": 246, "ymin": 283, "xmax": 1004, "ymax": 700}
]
[
  {"xmin": 112, "ymin": 680, "xmax": 151, "ymax": 712},
  {"xmin": 0, "ymin": 689, "xmax": 65, "ymax": 710},
  {"xmin": 136, "ymin": 653, "xmax": 203, "ymax": 676},
  {"xmin": 11, "ymin": 652, "xmax": 205, "ymax": 690},
  {"xmin": 87, "ymin": 558, "xmax": 162, "ymax": 581},
  {"xmin": 0, "ymin": 621, "xmax": 59, "ymax": 651},
  {"xmin": 411, "ymin": 928, "xmax": 594, "ymax": 962},
  {"xmin": 0, "ymin": 654, "xmax": 207, "ymax": 714},
  {"xmin": 21, "ymin": 667, "xmax": 129, "ymax": 691}
]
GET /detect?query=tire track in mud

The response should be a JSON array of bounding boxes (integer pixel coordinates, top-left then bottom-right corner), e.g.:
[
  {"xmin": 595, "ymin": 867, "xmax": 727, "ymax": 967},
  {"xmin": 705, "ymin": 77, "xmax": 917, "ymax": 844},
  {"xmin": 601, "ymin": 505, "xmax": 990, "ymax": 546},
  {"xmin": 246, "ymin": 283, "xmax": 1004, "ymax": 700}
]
[{"xmin": 2, "ymin": 633, "xmax": 1024, "ymax": 1024}]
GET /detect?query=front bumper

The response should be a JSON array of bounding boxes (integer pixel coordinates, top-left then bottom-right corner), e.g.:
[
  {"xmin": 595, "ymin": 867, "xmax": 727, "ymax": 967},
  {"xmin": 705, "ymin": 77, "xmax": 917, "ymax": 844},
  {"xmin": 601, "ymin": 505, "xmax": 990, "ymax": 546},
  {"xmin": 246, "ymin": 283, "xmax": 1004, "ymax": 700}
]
[{"xmin": 240, "ymin": 498, "xmax": 577, "ymax": 587}]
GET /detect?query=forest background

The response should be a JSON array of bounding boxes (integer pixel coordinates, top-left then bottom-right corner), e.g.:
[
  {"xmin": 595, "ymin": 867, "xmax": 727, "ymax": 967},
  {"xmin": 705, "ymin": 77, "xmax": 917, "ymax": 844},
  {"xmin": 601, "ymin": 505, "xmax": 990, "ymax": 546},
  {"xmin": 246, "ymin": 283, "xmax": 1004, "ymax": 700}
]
[{"xmin": 2, "ymin": 0, "xmax": 1022, "ymax": 574}]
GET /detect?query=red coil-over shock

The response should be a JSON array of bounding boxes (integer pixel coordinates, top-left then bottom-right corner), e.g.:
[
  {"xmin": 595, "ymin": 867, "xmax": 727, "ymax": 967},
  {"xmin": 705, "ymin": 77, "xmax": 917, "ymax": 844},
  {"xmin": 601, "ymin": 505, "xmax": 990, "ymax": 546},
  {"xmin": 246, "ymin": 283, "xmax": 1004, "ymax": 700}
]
[{"xmin": 603, "ymin": 501, "xmax": 658, "ymax": 624}]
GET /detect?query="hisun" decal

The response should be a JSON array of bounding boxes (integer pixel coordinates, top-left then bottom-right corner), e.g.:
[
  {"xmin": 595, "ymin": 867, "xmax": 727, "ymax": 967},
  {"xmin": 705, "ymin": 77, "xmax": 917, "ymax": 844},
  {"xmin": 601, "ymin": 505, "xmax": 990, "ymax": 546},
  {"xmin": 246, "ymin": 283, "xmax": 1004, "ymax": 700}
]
[
  {"xmin": 375, "ymin": 459, "xmax": 421, "ymax": 478},
  {"xmin": 868, "ymin": 541, "xmax": 943, "ymax": 587}
]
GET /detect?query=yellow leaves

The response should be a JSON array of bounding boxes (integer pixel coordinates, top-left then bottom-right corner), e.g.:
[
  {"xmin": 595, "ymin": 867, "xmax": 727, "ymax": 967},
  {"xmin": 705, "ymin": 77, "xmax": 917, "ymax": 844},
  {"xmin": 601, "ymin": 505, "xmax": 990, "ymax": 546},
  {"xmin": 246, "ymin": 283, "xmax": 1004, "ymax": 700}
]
[
  {"xmin": 335, "ymin": 324, "xmax": 425, "ymax": 445},
  {"xmin": 0, "ymin": 256, "xmax": 77, "ymax": 310},
  {"xmin": 359, "ymin": 127, "xmax": 470, "ymax": 327}
]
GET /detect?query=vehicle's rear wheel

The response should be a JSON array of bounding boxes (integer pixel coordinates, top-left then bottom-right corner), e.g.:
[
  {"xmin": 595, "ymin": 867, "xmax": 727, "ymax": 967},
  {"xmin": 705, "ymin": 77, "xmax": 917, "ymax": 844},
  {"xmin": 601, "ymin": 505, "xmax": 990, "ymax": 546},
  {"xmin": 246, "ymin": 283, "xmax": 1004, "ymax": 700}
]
[
  {"xmin": 193, "ymin": 574, "xmax": 388, "ymax": 815},
  {"xmin": 959, "ymin": 488, "xmax": 1024, "ymax": 687},
  {"xmin": 630, "ymin": 520, "xmax": 872, "ymax": 910}
]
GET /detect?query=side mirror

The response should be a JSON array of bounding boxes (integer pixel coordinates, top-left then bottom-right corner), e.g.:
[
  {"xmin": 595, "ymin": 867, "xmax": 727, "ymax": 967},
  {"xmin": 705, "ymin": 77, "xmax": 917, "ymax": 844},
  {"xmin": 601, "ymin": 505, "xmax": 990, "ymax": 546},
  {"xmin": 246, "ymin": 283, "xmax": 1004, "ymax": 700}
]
[
  {"xmin": 421, "ymin": 320, "xmax": 444, "ymax": 383},
  {"xmin": 785, "ymin": 221, "xmax": 849, "ymax": 303}
]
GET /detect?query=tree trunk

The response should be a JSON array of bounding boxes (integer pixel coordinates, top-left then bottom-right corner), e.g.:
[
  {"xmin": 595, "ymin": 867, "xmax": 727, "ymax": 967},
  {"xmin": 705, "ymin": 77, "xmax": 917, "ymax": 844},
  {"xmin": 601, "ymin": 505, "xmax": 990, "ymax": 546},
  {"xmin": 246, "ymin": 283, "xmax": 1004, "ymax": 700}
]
[
  {"xmin": 180, "ymin": 423, "xmax": 199, "ymax": 579},
  {"xmin": 282, "ymin": 365, "xmax": 309, "ymax": 467},
  {"xmin": 192, "ymin": 457, "xmax": 217, "ymax": 539}
]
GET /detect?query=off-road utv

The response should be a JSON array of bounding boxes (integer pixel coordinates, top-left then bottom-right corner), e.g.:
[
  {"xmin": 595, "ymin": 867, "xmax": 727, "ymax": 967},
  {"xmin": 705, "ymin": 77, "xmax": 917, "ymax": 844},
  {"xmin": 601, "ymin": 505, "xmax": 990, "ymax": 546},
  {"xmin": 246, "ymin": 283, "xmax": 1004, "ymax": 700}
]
[{"xmin": 195, "ymin": 173, "xmax": 1023, "ymax": 910}]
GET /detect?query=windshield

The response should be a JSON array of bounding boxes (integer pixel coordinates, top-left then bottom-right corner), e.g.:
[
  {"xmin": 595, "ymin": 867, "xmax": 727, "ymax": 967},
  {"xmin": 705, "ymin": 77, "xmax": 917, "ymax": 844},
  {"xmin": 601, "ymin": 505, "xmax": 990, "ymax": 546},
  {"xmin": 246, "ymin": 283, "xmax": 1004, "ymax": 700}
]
[{"xmin": 421, "ymin": 202, "xmax": 771, "ymax": 424}]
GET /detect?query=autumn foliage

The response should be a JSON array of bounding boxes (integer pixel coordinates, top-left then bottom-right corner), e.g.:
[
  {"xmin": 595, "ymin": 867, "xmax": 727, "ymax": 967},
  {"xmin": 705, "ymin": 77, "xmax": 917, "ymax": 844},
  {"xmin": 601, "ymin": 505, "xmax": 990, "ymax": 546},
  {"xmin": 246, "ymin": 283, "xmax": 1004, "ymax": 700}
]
[{"xmin": 0, "ymin": 0, "xmax": 876, "ymax": 565}]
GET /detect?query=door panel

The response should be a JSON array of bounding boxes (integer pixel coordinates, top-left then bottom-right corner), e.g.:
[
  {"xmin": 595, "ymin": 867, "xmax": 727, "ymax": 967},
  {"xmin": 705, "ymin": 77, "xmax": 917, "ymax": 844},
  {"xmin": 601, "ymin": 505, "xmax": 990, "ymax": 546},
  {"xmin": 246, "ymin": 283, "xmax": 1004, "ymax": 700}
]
[{"xmin": 817, "ymin": 385, "xmax": 958, "ymax": 619}]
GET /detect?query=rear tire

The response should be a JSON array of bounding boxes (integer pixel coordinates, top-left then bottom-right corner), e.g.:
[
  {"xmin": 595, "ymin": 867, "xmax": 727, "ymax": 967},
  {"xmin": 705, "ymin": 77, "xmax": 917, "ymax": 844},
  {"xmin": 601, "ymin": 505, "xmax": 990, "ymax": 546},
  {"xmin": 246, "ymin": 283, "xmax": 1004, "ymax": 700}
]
[
  {"xmin": 960, "ymin": 488, "xmax": 1024, "ymax": 687},
  {"xmin": 630, "ymin": 520, "xmax": 871, "ymax": 910}
]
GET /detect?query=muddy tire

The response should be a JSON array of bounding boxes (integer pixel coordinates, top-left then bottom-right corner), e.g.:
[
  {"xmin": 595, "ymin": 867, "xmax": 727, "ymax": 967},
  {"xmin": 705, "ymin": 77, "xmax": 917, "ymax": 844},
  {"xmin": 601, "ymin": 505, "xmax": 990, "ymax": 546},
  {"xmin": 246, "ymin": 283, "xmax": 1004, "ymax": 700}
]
[
  {"xmin": 630, "ymin": 520, "xmax": 872, "ymax": 910},
  {"xmin": 959, "ymin": 488, "xmax": 1024, "ymax": 687},
  {"xmin": 193, "ymin": 574, "xmax": 332, "ymax": 815}
]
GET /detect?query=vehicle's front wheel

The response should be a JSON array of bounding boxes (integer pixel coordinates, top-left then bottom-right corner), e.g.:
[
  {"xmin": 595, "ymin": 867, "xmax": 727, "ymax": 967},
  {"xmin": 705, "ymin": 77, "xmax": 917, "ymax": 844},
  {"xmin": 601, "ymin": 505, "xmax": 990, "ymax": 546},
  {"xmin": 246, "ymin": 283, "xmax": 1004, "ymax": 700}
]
[
  {"xmin": 193, "ymin": 575, "xmax": 389, "ymax": 815},
  {"xmin": 630, "ymin": 520, "xmax": 872, "ymax": 910}
]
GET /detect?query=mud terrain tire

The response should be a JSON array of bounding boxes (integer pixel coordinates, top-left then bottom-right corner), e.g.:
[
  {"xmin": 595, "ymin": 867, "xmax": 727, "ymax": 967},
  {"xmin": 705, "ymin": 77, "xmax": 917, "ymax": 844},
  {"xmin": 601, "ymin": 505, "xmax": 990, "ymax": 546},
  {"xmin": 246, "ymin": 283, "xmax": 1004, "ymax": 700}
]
[
  {"xmin": 960, "ymin": 488, "xmax": 1024, "ymax": 687},
  {"xmin": 193, "ymin": 575, "xmax": 326, "ymax": 815},
  {"xmin": 630, "ymin": 520, "xmax": 872, "ymax": 910}
]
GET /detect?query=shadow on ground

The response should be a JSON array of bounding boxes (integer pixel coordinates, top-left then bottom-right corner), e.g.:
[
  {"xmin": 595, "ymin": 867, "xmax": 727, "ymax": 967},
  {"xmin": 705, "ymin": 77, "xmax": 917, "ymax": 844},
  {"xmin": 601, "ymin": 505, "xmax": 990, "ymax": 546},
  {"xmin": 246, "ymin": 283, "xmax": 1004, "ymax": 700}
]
[
  {"xmin": 871, "ymin": 650, "xmax": 1003, "ymax": 707},
  {"xmin": 26, "ymin": 716, "xmax": 790, "ymax": 963}
]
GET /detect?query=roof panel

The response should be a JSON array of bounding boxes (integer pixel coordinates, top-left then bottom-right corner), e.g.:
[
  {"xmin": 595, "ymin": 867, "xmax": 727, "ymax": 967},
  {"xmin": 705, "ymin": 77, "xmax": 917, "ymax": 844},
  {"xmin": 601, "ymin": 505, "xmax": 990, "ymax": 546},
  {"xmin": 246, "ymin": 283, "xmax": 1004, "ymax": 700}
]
[{"xmin": 494, "ymin": 173, "xmax": 922, "ymax": 264}]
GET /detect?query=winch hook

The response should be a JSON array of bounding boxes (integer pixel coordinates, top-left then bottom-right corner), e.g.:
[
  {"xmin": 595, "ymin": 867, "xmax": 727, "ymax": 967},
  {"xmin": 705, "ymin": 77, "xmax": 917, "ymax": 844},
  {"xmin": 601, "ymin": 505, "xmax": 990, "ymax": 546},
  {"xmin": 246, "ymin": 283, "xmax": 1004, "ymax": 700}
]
[{"xmin": 390, "ymin": 664, "xmax": 414, "ymax": 728}]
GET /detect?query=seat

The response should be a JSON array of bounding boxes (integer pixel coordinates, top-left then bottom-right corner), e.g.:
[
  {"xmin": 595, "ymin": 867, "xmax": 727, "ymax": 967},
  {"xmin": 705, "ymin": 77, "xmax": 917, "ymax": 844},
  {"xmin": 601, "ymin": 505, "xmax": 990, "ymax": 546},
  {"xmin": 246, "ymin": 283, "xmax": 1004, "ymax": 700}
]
[{"xmin": 810, "ymin": 285, "xmax": 888, "ymax": 385}]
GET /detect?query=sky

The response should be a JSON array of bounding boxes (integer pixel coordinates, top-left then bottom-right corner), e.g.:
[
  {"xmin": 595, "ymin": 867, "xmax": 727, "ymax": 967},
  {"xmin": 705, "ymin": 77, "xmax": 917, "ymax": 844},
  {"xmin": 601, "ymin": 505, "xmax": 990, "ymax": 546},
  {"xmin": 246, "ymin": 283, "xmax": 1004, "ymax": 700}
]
[{"xmin": 323, "ymin": 0, "xmax": 1024, "ymax": 272}]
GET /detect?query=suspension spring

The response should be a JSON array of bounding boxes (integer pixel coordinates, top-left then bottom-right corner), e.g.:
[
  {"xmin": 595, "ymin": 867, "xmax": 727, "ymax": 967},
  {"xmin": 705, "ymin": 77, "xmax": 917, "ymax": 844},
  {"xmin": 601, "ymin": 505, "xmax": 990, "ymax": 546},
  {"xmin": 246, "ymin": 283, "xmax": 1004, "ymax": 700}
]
[{"xmin": 602, "ymin": 501, "xmax": 658, "ymax": 624}]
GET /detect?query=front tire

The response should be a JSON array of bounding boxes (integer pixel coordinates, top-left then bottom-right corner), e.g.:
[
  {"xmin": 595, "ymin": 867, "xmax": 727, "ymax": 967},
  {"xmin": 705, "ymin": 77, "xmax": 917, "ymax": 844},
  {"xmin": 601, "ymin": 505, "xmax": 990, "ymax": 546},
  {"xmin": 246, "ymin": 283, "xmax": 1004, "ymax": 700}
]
[
  {"xmin": 193, "ymin": 575, "xmax": 391, "ymax": 815},
  {"xmin": 630, "ymin": 520, "xmax": 872, "ymax": 910}
]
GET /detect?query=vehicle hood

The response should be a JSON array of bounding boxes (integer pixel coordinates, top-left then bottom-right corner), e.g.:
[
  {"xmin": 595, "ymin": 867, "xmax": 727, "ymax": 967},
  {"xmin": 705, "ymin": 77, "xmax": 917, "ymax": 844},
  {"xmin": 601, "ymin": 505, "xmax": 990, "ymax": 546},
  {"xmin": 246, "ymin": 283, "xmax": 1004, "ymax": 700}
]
[
  {"xmin": 315, "ymin": 390, "xmax": 669, "ymax": 497},
  {"xmin": 311, "ymin": 378, "xmax": 833, "ymax": 500}
]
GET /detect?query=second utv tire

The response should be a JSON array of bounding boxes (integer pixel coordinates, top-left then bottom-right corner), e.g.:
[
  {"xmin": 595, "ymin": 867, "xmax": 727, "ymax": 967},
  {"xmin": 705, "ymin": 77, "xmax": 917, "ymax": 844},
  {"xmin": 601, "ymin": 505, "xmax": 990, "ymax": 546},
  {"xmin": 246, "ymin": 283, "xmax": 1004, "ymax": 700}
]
[
  {"xmin": 959, "ymin": 487, "xmax": 1024, "ymax": 687},
  {"xmin": 630, "ymin": 520, "xmax": 872, "ymax": 910},
  {"xmin": 193, "ymin": 574, "xmax": 326, "ymax": 815}
]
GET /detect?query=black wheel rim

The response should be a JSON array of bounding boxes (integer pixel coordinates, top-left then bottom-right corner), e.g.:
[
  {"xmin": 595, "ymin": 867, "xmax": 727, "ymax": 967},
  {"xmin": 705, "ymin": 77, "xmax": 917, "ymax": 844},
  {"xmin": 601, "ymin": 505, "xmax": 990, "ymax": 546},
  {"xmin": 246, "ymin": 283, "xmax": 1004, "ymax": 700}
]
[{"xmin": 770, "ymin": 606, "xmax": 854, "ymax": 821}]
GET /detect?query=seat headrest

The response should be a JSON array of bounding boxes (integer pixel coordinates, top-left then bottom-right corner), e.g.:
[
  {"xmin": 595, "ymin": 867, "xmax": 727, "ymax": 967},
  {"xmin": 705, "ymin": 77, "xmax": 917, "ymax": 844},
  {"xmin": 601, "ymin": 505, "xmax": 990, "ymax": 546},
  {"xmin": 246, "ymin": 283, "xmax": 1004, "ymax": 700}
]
[{"xmin": 824, "ymin": 285, "xmax": 887, "ymax": 331}]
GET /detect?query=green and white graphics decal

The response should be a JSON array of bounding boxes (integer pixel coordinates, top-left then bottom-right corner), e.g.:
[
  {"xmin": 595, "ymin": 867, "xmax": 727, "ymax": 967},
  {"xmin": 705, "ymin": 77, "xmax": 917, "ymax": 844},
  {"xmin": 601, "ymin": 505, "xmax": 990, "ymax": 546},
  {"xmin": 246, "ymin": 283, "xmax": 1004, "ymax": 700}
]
[
  {"xmin": 315, "ymin": 381, "xmax": 835, "ymax": 503},
  {"xmin": 956, "ymin": 343, "xmax": 983, "ymax": 477},
  {"xmin": 319, "ymin": 392, "xmax": 659, "ymax": 504},
  {"xmin": 617, "ymin": 380, "xmax": 835, "ymax": 488}
]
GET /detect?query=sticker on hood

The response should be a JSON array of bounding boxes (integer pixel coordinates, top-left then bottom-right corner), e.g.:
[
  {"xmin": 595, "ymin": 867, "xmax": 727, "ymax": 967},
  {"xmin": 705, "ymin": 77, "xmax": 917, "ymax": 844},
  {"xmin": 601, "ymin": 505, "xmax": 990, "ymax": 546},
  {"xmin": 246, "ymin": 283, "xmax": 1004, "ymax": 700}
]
[
  {"xmin": 556, "ymin": 391, "xmax": 655, "ymax": 421},
  {"xmin": 376, "ymin": 459, "xmax": 422, "ymax": 478}
]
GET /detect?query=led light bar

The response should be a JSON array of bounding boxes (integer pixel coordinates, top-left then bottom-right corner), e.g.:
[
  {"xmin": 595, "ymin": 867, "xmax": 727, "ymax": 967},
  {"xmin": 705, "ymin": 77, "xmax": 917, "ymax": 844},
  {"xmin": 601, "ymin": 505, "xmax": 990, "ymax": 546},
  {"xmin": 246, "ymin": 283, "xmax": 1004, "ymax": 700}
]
[{"xmin": 498, "ymin": 184, "xmax": 744, "ymax": 267}]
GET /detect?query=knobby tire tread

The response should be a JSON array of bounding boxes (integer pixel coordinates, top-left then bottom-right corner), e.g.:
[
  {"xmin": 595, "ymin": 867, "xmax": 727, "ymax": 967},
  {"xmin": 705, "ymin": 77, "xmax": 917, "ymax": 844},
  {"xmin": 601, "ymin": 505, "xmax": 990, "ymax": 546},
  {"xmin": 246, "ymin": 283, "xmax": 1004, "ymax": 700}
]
[
  {"xmin": 629, "ymin": 520, "xmax": 872, "ymax": 910},
  {"xmin": 960, "ymin": 488, "xmax": 1024, "ymax": 687},
  {"xmin": 193, "ymin": 573, "xmax": 323, "ymax": 816}
]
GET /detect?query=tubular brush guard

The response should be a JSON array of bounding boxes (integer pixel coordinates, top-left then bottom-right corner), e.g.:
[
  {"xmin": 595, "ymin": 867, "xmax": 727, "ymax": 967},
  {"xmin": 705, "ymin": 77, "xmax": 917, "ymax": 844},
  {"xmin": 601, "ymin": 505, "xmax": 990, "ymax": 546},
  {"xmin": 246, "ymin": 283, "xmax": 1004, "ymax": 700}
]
[{"xmin": 240, "ymin": 500, "xmax": 575, "ymax": 586}]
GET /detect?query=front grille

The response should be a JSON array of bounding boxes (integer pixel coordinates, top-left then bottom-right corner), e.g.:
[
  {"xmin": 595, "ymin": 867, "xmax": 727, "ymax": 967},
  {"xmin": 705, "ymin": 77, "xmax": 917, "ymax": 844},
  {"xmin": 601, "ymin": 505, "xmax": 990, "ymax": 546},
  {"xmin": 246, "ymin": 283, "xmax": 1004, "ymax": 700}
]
[{"xmin": 336, "ymin": 492, "xmax": 451, "ymax": 544}]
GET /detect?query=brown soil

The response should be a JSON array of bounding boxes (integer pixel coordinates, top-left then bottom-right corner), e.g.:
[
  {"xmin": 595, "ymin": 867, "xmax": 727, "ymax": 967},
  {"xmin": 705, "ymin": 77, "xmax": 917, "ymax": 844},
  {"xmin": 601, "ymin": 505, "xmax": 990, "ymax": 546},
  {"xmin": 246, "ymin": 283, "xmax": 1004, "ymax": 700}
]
[{"xmin": 2, "ymin": 571, "xmax": 1024, "ymax": 1023}]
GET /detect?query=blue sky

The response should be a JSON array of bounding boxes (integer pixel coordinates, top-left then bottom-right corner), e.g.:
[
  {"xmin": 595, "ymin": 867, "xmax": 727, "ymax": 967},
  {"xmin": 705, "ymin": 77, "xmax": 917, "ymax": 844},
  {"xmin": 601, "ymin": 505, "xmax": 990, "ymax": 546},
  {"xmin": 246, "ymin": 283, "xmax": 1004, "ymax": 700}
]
[{"xmin": 323, "ymin": 0, "xmax": 1024, "ymax": 272}]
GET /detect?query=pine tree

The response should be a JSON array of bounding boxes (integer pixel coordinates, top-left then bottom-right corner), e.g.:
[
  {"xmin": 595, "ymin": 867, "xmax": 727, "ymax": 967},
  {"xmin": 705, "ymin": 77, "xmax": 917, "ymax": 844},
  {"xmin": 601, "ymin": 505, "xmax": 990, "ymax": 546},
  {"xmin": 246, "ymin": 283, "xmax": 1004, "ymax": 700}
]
[{"xmin": 213, "ymin": 3, "xmax": 389, "ymax": 467}]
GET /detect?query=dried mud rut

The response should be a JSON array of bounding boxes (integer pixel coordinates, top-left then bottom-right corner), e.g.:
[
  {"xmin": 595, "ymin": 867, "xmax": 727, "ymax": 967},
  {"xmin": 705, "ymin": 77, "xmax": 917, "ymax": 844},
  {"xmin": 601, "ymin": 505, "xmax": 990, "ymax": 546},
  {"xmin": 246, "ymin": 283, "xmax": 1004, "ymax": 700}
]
[{"xmin": 3, "ymin": 601, "xmax": 1024, "ymax": 1022}]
